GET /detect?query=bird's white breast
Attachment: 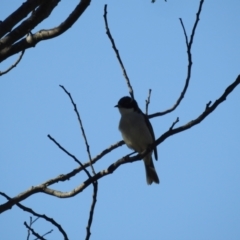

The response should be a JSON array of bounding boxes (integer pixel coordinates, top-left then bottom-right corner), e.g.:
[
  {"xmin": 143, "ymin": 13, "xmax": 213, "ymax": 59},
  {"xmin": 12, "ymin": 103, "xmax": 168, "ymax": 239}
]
[{"xmin": 119, "ymin": 111, "xmax": 153, "ymax": 153}]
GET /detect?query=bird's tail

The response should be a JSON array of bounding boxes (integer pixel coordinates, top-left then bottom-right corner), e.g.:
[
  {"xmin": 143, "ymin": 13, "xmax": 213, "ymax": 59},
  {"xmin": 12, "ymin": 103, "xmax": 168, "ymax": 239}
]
[{"xmin": 144, "ymin": 155, "xmax": 160, "ymax": 185}]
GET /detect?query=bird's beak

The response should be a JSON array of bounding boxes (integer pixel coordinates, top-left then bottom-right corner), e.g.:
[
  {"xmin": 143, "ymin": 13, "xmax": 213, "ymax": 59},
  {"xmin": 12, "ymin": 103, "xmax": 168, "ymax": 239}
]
[{"xmin": 114, "ymin": 104, "xmax": 119, "ymax": 108}]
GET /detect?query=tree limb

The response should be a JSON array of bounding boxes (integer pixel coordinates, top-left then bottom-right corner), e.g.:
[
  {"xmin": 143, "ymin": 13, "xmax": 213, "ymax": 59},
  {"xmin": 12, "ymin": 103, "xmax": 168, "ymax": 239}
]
[
  {"xmin": 103, "ymin": 4, "xmax": 134, "ymax": 99},
  {"xmin": 0, "ymin": 0, "xmax": 91, "ymax": 63},
  {"xmin": 149, "ymin": 0, "xmax": 204, "ymax": 118},
  {"xmin": 0, "ymin": 74, "xmax": 239, "ymax": 213},
  {"xmin": 0, "ymin": 50, "xmax": 24, "ymax": 76}
]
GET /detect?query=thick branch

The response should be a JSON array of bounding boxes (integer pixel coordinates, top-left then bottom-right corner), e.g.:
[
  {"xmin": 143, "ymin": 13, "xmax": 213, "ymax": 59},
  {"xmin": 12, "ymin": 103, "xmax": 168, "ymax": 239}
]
[
  {"xmin": 0, "ymin": 0, "xmax": 60, "ymax": 52},
  {"xmin": 0, "ymin": 0, "xmax": 91, "ymax": 63},
  {"xmin": 0, "ymin": 0, "xmax": 46, "ymax": 38}
]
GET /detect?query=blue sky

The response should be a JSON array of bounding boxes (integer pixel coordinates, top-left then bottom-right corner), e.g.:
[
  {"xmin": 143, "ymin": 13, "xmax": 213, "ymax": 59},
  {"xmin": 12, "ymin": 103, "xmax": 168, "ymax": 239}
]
[{"xmin": 0, "ymin": 0, "xmax": 240, "ymax": 239}]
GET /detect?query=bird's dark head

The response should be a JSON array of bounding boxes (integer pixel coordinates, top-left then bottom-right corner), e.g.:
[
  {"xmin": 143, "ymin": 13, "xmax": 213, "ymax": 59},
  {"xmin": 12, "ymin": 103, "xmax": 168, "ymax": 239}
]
[
  {"xmin": 115, "ymin": 96, "xmax": 140, "ymax": 115},
  {"xmin": 115, "ymin": 96, "xmax": 139, "ymax": 110}
]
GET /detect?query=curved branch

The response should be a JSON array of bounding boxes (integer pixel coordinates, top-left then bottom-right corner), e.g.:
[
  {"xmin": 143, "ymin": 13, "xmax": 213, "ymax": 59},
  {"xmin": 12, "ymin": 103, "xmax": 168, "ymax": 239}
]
[
  {"xmin": 1, "ymin": 75, "xmax": 238, "ymax": 215},
  {"xmin": 0, "ymin": 192, "xmax": 69, "ymax": 240},
  {"xmin": 103, "ymin": 4, "xmax": 134, "ymax": 99},
  {"xmin": 148, "ymin": 0, "xmax": 204, "ymax": 118},
  {"xmin": 24, "ymin": 222, "xmax": 47, "ymax": 240},
  {"xmin": 0, "ymin": 0, "xmax": 91, "ymax": 63},
  {"xmin": 154, "ymin": 75, "xmax": 240, "ymax": 145},
  {"xmin": 59, "ymin": 85, "xmax": 98, "ymax": 240},
  {"xmin": 0, "ymin": 50, "xmax": 24, "ymax": 76}
]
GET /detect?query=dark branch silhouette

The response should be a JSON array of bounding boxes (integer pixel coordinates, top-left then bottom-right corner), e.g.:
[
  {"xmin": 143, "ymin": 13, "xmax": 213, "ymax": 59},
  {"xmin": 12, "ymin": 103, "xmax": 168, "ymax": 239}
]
[
  {"xmin": 0, "ymin": 1, "xmax": 239, "ymax": 240},
  {"xmin": 0, "ymin": 74, "xmax": 239, "ymax": 214},
  {"xmin": 24, "ymin": 221, "xmax": 47, "ymax": 240},
  {"xmin": 145, "ymin": 89, "xmax": 152, "ymax": 115},
  {"xmin": 0, "ymin": 0, "xmax": 91, "ymax": 63},
  {"xmin": 149, "ymin": 0, "xmax": 204, "ymax": 118},
  {"xmin": 0, "ymin": 50, "xmax": 24, "ymax": 76},
  {"xmin": 0, "ymin": 192, "xmax": 68, "ymax": 240},
  {"xmin": 59, "ymin": 85, "xmax": 98, "ymax": 240},
  {"xmin": 103, "ymin": 4, "xmax": 134, "ymax": 99}
]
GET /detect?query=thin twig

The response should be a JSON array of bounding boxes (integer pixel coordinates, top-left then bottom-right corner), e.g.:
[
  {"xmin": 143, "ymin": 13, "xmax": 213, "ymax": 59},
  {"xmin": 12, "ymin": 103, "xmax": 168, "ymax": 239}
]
[
  {"xmin": 24, "ymin": 222, "xmax": 46, "ymax": 240},
  {"xmin": 26, "ymin": 216, "xmax": 32, "ymax": 240},
  {"xmin": 145, "ymin": 89, "xmax": 152, "ymax": 115},
  {"xmin": 169, "ymin": 117, "xmax": 179, "ymax": 130},
  {"xmin": 59, "ymin": 85, "xmax": 95, "ymax": 175},
  {"xmin": 0, "ymin": 192, "xmax": 69, "ymax": 240},
  {"xmin": 103, "ymin": 4, "xmax": 134, "ymax": 99},
  {"xmin": 148, "ymin": 0, "xmax": 205, "ymax": 118},
  {"xmin": 48, "ymin": 134, "xmax": 92, "ymax": 179},
  {"xmin": 59, "ymin": 85, "xmax": 98, "ymax": 240},
  {"xmin": 0, "ymin": 50, "xmax": 24, "ymax": 76},
  {"xmin": 179, "ymin": 19, "xmax": 188, "ymax": 47},
  {"xmin": 85, "ymin": 181, "xmax": 98, "ymax": 240},
  {"xmin": 34, "ymin": 229, "xmax": 53, "ymax": 240},
  {"xmin": 205, "ymin": 101, "xmax": 211, "ymax": 110}
]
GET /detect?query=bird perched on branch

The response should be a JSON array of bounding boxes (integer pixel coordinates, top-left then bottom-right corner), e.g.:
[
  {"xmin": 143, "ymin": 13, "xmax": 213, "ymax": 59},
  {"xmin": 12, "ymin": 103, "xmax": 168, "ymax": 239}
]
[{"xmin": 115, "ymin": 96, "xmax": 159, "ymax": 185}]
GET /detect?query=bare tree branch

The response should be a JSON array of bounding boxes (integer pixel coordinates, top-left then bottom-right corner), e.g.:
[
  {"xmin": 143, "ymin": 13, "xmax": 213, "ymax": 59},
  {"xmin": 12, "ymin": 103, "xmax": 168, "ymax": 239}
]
[
  {"xmin": 0, "ymin": 0, "xmax": 60, "ymax": 51},
  {"xmin": 0, "ymin": 0, "xmax": 91, "ymax": 63},
  {"xmin": 103, "ymin": 4, "xmax": 134, "ymax": 99},
  {"xmin": 85, "ymin": 182, "xmax": 98, "ymax": 240},
  {"xmin": 145, "ymin": 89, "xmax": 152, "ymax": 115},
  {"xmin": 0, "ymin": 0, "xmax": 45, "ymax": 38},
  {"xmin": 154, "ymin": 75, "xmax": 240, "ymax": 146},
  {"xmin": 169, "ymin": 117, "xmax": 179, "ymax": 131},
  {"xmin": 35, "ymin": 229, "xmax": 53, "ymax": 240},
  {"xmin": 0, "ymin": 192, "xmax": 69, "ymax": 240},
  {"xmin": 24, "ymin": 222, "xmax": 47, "ymax": 240},
  {"xmin": 148, "ymin": 0, "xmax": 205, "ymax": 118},
  {"xmin": 59, "ymin": 85, "xmax": 98, "ymax": 240},
  {"xmin": 48, "ymin": 134, "xmax": 92, "ymax": 179},
  {"xmin": 26, "ymin": 216, "xmax": 34, "ymax": 240},
  {"xmin": 59, "ymin": 85, "xmax": 96, "ymax": 175},
  {"xmin": 0, "ymin": 74, "xmax": 239, "ymax": 213},
  {"xmin": 0, "ymin": 50, "xmax": 24, "ymax": 76}
]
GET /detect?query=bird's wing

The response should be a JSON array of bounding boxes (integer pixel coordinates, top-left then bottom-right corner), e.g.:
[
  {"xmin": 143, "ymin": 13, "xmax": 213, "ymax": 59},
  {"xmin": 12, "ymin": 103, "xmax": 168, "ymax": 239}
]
[{"xmin": 143, "ymin": 113, "xmax": 158, "ymax": 161}]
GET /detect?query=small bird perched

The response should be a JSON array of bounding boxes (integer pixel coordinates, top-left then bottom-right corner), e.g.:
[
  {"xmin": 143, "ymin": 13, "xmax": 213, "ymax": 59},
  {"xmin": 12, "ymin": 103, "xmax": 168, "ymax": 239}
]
[{"xmin": 115, "ymin": 96, "xmax": 159, "ymax": 185}]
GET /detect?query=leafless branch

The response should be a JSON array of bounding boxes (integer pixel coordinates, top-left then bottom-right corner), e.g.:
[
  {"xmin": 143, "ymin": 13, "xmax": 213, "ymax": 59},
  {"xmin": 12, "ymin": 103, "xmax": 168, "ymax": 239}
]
[
  {"xmin": 145, "ymin": 89, "xmax": 152, "ymax": 115},
  {"xmin": 169, "ymin": 117, "xmax": 179, "ymax": 130},
  {"xmin": 0, "ymin": 50, "xmax": 24, "ymax": 76},
  {"xmin": 0, "ymin": 0, "xmax": 45, "ymax": 38},
  {"xmin": 59, "ymin": 85, "xmax": 95, "ymax": 175},
  {"xmin": 48, "ymin": 134, "xmax": 92, "ymax": 179},
  {"xmin": 59, "ymin": 85, "xmax": 98, "ymax": 240},
  {"xmin": 85, "ymin": 182, "xmax": 98, "ymax": 240},
  {"xmin": 0, "ymin": 0, "xmax": 60, "ymax": 51},
  {"xmin": 26, "ymin": 216, "xmax": 35, "ymax": 240},
  {"xmin": 148, "ymin": 0, "xmax": 205, "ymax": 118},
  {"xmin": 103, "ymin": 4, "xmax": 134, "ymax": 99},
  {"xmin": 154, "ymin": 75, "xmax": 240, "ymax": 146},
  {"xmin": 1, "ymin": 74, "xmax": 239, "ymax": 217},
  {"xmin": 0, "ymin": 192, "xmax": 69, "ymax": 240},
  {"xmin": 0, "ymin": 0, "xmax": 91, "ymax": 63},
  {"xmin": 24, "ymin": 222, "xmax": 47, "ymax": 240},
  {"xmin": 34, "ymin": 229, "xmax": 53, "ymax": 240}
]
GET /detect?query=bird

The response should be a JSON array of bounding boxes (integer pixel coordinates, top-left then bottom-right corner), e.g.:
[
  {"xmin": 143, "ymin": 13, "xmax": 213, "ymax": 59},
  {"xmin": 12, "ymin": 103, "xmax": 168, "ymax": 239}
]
[{"xmin": 115, "ymin": 96, "xmax": 159, "ymax": 185}]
